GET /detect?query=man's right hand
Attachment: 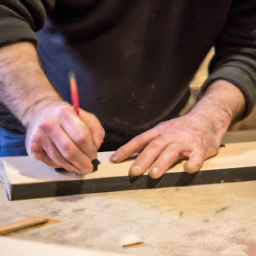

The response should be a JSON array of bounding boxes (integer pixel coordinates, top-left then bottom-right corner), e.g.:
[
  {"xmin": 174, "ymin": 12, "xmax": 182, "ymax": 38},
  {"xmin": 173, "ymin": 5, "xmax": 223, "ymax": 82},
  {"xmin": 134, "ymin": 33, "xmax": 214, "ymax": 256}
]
[
  {"xmin": 26, "ymin": 102, "xmax": 105, "ymax": 175},
  {"xmin": 0, "ymin": 42, "xmax": 104, "ymax": 175}
]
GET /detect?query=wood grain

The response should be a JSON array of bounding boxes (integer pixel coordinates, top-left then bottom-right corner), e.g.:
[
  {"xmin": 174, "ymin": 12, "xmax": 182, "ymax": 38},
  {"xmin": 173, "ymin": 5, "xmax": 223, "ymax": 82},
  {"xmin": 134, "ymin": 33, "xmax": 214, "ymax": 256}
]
[{"xmin": 1, "ymin": 142, "xmax": 256, "ymax": 200}]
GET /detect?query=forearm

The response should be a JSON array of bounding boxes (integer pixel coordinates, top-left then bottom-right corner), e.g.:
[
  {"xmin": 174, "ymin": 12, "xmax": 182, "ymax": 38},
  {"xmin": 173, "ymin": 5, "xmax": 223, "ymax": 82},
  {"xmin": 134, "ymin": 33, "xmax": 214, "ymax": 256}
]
[
  {"xmin": 0, "ymin": 42, "xmax": 63, "ymax": 128},
  {"xmin": 0, "ymin": 42, "xmax": 104, "ymax": 174},
  {"xmin": 190, "ymin": 80, "xmax": 246, "ymax": 140}
]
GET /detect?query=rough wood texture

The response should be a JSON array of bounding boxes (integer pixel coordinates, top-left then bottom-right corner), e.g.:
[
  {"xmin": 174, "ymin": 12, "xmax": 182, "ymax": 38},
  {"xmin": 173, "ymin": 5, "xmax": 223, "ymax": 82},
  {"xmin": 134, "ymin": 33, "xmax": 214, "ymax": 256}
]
[
  {"xmin": 1, "ymin": 142, "xmax": 256, "ymax": 200},
  {"xmin": 1, "ymin": 178, "xmax": 256, "ymax": 256}
]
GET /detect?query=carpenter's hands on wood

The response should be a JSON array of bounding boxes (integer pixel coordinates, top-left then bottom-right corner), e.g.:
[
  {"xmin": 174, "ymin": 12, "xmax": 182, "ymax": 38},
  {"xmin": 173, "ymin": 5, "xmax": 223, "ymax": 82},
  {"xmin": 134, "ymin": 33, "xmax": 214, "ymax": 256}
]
[
  {"xmin": 111, "ymin": 114, "xmax": 221, "ymax": 179},
  {"xmin": 111, "ymin": 80, "xmax": 246, "ymax": 178},
  {"xmin": 25, "ymin": 102, "xmax": 105, "ymax": 175}
]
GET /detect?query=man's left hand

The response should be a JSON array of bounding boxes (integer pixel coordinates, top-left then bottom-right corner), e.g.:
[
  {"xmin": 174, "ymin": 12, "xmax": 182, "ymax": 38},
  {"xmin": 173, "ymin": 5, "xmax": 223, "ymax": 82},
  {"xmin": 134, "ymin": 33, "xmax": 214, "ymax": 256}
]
[{"xmin": 110, "ymin": 80, "xmax": 246, "ymax": 178}]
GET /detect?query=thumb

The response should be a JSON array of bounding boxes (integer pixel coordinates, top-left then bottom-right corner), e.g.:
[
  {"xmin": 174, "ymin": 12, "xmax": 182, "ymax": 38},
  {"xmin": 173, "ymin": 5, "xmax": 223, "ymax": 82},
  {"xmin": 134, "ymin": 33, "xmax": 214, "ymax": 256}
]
[{"xmin": 78, "ymin": 109, "xmax": 105, "ymax": 150}]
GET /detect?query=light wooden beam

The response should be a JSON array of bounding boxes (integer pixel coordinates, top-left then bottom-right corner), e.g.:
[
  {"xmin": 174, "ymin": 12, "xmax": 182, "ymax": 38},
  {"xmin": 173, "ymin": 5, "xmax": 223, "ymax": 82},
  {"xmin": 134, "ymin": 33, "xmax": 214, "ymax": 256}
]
[{"xmin": 1, "ymin": 142, "xmax": 256, "ymax": 200}]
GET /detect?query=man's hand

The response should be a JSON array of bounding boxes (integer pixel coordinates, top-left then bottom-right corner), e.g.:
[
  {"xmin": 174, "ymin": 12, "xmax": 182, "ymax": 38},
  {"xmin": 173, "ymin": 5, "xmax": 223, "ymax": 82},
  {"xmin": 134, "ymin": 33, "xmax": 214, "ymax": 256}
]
[
  {"xmin": 111, "ymin": 115, "xmax": 220, "ymax": 179},
  {"xmin": 111, "ymin": 80, "xmax": 246, "ymax": 178},
  {"xmin": 26, "ymin": 102, "xmax": 104, "ymax": 175},
  {"xmin": 0, "ymin": 42, "xmax": 104, "ymax": 175}
]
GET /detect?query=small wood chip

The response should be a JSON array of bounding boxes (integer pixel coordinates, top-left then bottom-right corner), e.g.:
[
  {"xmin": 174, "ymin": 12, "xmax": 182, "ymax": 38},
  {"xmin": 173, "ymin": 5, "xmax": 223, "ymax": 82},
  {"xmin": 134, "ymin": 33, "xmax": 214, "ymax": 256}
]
[{"xmin": 121, "ymin": 234, "xmax": 145, "ymax": 249}]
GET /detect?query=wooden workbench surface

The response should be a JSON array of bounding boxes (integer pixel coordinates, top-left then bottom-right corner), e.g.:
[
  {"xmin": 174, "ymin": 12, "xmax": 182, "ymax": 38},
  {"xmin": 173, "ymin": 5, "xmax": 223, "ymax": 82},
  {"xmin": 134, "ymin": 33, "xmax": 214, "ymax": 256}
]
[
  {"xmin": 2, "ymin": 49, "xmax": 256, "ymax": 255},
  {"xmin": 1, "ymin": 178, "xmax": 256, "ymax": 256}
]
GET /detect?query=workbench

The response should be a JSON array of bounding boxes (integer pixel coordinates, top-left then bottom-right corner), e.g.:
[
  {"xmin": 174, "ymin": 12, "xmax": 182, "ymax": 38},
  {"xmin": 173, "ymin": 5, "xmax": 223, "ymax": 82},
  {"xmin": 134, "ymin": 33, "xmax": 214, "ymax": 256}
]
[
  {"xmin": 1, "ymin": 170, "xmax": 256, "ymax": 256},
  {"xmin": 2, "ymin": 51, "xmax": 256, "ymax": 255}
]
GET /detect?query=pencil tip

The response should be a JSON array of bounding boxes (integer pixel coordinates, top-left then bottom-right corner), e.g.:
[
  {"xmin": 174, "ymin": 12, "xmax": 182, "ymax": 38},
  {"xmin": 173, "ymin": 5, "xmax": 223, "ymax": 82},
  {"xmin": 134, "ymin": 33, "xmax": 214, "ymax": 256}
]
[{"xmin": 92, "ymin": 159, "xmax": 101, "ymax": 172}]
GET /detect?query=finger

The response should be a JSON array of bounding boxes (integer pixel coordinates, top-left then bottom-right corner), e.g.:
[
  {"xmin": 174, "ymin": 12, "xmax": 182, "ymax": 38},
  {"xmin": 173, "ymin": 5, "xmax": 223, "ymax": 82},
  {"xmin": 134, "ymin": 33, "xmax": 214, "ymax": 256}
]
[
  {"xmin": 111, "ymin": 129, "xmax": 159, "ymax": 163},
  {"xmin": 128, "ymin": 138, "xmax": 168, "ymax": 176},
  {"xmin": 148, "ymin": 145, "xmax": 181, "ymax": 179},
  {"xmin": 29, "ymin": 128, "xmax": 91, "ymax": 174},
  {"xmin": 38, "ymin": 123, "xmax": 93, "ymax": 173},
  {"xmin": 57, "ymin": 106, "xmax": 97, "ymax": 160},
  {"xmin": 27, "ymin": 128, "xmax": 60, "ymax": 168},
  {"xmin": 30, "ymin": 142, "xmax": 60, "ymax": 168},
  {"xmin": 183, "ymin": 150, "xmax": 205, "ymax": 174},
  {"xmin": 40, "ymin": 135, "xmax": 91, "ymax": 175},
  {"xmin": 79, "ymin": 110, "xmax": 105, "ymax": 149}
]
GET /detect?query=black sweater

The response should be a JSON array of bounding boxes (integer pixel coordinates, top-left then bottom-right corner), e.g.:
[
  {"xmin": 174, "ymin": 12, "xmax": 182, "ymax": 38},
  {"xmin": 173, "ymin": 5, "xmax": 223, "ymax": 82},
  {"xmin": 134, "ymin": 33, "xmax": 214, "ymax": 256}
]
[{"xmin": 0, "ymin": 0, "xmax": 256, "ymax": 150}]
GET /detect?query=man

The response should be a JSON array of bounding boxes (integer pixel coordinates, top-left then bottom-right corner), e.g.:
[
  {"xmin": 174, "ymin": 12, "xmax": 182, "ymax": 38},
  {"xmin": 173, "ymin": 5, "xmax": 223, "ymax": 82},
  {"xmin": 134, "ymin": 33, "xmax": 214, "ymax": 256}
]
[{"xmin": 0, "ymin": 1, "xmax": 255, "ymax": 179}]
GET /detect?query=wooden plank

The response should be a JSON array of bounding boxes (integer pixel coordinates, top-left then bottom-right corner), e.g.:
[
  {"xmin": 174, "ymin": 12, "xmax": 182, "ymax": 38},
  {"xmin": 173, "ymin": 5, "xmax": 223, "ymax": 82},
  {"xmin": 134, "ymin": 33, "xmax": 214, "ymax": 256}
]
[
  {"xmin": 0, "ymin": 237, "xmax": 130, "ymax": 256},
  {"xmin": 1, "ymin": 142, "xmax": 256, "ymax": 200},
  {"xmin": 0, "ymin": 215, "xmax": 59, "ymax": 235}
]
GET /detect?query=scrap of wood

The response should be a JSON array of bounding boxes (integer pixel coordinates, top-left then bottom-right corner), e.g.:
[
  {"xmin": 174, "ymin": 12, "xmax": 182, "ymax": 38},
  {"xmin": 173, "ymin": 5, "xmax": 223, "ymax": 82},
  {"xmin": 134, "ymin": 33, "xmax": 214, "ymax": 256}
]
[
  {"xmin": 121, "ymin": 234, "xmax": 145, "ymax": 248},
  {"xmin": 1, "ymin": 142, "xmax": 256, "ymax": 200},
  {"xmin": 0, "ymin": 215, "xmax": 60, "ymax": 235},
  {"xmin": 0, "ymin": 236, "xmax": 130, "ymax": 256}
]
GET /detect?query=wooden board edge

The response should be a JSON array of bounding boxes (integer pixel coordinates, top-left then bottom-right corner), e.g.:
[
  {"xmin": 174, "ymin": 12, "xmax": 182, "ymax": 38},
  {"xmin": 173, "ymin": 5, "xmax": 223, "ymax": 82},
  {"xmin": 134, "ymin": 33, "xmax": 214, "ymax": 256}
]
[
  {"xmin": 8, "ymin": 166, "xmax": 256, "ymax": 200},
  {"xmin": 0, "ymin": 158, "xmax": 12, "ymax": 200}
]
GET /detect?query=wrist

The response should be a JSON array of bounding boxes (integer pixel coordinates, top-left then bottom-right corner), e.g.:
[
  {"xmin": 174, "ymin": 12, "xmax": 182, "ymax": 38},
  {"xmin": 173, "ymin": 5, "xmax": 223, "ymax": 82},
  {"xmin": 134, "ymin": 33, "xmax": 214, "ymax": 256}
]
[
  {"xmin": 187, "ymin": 80, "xmax": 245, "ymax": 141},
  {"xmin": 188, "ymin": 95, "xmax": 232, "ymax": 140},
  {"xmin": 22, "ymin": 97, "xmax": 69, "ymax": 128},
  {"xmin": 197, "ymin": 80, "xmax": 246, "ymax": 121},
  {"xmin": 188, "ymin": 80, "xmax": 237, "ymax": 140},
  {"xmin": 0, "ymin": 42, "xmax": 69, "ymax": 129}
]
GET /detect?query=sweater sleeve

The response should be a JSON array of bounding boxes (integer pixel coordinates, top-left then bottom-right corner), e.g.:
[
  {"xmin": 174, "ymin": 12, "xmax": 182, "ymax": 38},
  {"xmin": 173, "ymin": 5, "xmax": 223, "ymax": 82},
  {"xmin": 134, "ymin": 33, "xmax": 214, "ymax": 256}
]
[
  {"xmin": 199, "ymin": 0, "xmax": 256, "ymax": 118},
  {"xmin": 0, "ymin": 0, "xmax": 55, "ymax": 47}
]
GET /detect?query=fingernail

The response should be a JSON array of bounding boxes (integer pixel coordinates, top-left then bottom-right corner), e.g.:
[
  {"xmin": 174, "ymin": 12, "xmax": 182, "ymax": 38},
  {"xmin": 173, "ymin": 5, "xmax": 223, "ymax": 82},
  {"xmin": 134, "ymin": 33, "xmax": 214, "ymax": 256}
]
[
  {"xmin": 129, "ymin": 165, "xmax": 141, "ymax": 176},
  {"xmin": 150, "ymin": 167, "xmax": 159, "ymax": 178},
  {"xmin": 184, "ymin": 164, "xmax": 197, "ymax": 173},
  {"xmin": 110, "ymin": 154, "xmax": 118, "ymax": 162},
  {"xmin": 71, "ymin": 172, "xmax": 86, "ymax": 176}
]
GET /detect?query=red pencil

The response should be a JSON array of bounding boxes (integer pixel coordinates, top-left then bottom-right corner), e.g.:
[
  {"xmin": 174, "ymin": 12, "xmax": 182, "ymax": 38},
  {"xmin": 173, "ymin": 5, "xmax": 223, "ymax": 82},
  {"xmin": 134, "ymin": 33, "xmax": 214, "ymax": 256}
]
[
  {"xmin": 69, "ymin": 72, "xmax": 100, "ymax": 171},
  {"xmin": 69, "ymin": 72, "xmax": 80, "ymax": 115}
]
